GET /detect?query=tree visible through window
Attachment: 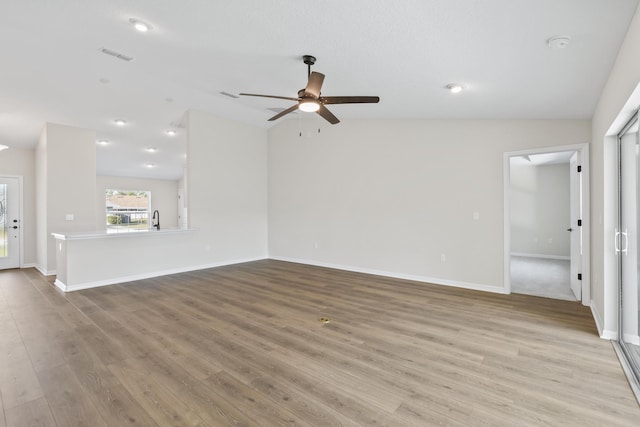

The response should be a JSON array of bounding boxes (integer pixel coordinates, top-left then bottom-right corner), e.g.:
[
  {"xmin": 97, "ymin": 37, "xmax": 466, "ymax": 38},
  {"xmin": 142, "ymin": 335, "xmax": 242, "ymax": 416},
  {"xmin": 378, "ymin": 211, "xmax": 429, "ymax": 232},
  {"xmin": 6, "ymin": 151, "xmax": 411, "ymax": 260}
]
[{"xmin": 105, "ymin": 189, "xmax": 151, "ymax": 232}]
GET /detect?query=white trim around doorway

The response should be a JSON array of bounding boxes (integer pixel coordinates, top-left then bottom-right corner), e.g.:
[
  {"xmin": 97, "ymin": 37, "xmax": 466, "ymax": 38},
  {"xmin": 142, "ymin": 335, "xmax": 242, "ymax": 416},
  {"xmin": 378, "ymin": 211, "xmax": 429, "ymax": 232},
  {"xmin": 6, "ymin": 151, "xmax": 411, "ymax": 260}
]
[{"xmin": 503, "ymin": 143, "xmax": 591, "ymax": 306}]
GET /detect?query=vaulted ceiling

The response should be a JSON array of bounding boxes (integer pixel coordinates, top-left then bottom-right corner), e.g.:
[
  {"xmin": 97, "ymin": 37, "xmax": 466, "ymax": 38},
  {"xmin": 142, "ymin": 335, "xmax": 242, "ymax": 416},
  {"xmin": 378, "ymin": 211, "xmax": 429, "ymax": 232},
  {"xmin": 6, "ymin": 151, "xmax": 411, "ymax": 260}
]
[{"xmin": 0, "ymin": 0, "xmax": 637, "ymax": 179}]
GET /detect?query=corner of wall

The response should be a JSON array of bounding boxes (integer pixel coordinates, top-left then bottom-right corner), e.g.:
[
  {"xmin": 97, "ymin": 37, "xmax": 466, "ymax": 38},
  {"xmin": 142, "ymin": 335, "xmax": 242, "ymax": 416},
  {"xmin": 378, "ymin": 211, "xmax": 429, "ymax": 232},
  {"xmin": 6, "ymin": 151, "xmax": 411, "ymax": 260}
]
[{"xmin": 591, "ymin": 300, "xmax": 617, "ymax": 340}]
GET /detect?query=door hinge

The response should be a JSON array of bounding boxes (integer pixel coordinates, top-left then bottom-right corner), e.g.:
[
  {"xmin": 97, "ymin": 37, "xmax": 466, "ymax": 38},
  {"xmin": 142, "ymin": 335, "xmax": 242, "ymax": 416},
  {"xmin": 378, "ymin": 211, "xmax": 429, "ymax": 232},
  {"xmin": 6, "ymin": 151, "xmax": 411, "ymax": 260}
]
[
  {"xmin": 578, "ymin": 273, "xmax": 582, "ymax": 280},
  {"xmin": 577, "ymin": 165, "xmax": 582, "ymax": 173},
  {"xmin": 577, "ymin": 219, "xmax": 582, "ymax": 226}
]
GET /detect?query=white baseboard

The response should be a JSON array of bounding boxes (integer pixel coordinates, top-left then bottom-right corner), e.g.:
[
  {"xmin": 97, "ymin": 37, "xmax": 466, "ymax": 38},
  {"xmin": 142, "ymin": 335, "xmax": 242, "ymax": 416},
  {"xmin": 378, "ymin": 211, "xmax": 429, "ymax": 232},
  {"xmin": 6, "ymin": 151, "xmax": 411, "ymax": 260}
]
[
  {"xmin": 591, "ymin": 300, "xmax": 617, "ymax": 340},
  {"xmin": 34, "ymin": 264, "xmax": 56, "ymax": 276},
  {"xmin": 511, "ymin": 252, "xmax": 570, "ymax": 261},
  {"xmin": 58, "ymin": 256, "xmax": 267, "ymax": 292},
  {"xmin": 54, "ymin": 278, "xmax": 67, "ymax": 292},
  {"xmin": 270, "ymin": 256, "xmax": 508, "ymax": 295},
  {"xmin": 623, "ymin": 333, "xmax": 640, "ymax": 346},
  {"xmin": 20, "ymin": 263, "xmax": 36, "ymax": 269}
]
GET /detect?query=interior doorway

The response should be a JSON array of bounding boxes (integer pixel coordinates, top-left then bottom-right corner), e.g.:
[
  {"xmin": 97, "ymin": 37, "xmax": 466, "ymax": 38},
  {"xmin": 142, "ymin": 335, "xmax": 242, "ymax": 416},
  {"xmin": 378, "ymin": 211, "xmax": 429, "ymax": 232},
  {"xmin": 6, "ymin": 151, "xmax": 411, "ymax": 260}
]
[{"xmin": 503, "ymin": 144, "xmax": 590, "ymax": 305}]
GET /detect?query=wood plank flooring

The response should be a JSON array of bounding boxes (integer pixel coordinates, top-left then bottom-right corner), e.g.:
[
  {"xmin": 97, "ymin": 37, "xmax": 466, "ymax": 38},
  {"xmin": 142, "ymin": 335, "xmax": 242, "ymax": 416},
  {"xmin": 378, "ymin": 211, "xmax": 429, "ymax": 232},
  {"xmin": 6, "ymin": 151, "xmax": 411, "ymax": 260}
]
[{"xmin": 0, "ymin": 259, "xmax": 638, "ymax": 426}]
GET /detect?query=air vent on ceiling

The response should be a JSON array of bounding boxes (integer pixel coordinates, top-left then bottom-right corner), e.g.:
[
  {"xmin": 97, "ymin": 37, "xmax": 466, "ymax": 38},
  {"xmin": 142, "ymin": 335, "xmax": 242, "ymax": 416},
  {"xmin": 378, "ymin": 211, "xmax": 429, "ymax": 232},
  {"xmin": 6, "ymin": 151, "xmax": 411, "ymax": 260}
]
[
  {"xmin": 99, "ymin": 47, "xmax": 134, "ymax": 62},
  {"xmin": 220, "ymin": 91, "xmax": 240, "ymax": 99}
]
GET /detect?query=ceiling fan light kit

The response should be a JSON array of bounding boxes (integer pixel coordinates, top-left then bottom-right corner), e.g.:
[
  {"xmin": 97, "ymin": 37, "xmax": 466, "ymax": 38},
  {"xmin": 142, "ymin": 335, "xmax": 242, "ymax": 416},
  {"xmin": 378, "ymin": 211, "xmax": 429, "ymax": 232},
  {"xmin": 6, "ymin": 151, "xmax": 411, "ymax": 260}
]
[
  {"xmin": 299, "ymin": 100, "xmax": 320, "ymax": 112},
  {"xmin": 239, "ymin": 55, "xmax": 380, "ymax": 125}
]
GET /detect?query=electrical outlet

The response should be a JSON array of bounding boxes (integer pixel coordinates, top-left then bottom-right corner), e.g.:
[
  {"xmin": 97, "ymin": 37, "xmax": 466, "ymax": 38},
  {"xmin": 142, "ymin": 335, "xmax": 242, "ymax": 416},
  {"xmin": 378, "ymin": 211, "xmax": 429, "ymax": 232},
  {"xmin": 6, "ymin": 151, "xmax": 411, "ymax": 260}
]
[
  {"xmin": 441, "ymin": 253, "xmax": 446, "ymax": 262},
  {"xmin": 314, "ymin": 242, "xmax": 319, "ymax": 249}
]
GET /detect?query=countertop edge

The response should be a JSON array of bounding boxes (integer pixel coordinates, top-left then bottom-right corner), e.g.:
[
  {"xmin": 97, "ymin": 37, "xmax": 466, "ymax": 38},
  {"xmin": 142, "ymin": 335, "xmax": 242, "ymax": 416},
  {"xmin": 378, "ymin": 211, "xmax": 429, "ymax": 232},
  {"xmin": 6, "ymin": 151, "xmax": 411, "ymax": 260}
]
[{"xmin": 52, "ymin": 228, "xmax": 197, "ymax": 240}]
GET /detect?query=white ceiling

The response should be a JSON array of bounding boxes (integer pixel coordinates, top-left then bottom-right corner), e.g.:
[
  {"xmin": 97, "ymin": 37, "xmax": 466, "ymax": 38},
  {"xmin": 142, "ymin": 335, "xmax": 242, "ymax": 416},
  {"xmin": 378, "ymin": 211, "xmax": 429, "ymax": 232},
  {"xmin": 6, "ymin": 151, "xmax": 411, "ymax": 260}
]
[{"xmin": 0, "ymin": 0, "xmax": 638, "ymax": 180}]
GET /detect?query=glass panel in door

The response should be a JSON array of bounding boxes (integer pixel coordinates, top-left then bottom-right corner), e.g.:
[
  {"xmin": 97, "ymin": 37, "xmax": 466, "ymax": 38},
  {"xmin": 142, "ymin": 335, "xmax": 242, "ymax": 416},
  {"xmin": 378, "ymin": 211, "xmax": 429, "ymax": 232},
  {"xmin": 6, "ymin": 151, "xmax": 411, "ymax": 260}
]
[
  {"xmin": 0, "ymin": 183, "xmax": 7, "ymax": 257},
  {"xmin": 619, "ymin": 112, "xmax": 640, "ymax": 378},
  {"xmin": 0, "ymin": 177, "xmax": 19, "ymax": 269}
]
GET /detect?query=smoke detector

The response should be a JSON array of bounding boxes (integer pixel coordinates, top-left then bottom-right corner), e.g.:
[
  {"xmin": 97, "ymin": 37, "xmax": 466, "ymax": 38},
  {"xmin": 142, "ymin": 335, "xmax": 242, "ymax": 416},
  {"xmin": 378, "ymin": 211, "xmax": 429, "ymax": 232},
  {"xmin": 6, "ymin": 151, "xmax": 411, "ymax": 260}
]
[{"xmin": 547, "ymin": 36, "xmax": 571, "ymax": 49}]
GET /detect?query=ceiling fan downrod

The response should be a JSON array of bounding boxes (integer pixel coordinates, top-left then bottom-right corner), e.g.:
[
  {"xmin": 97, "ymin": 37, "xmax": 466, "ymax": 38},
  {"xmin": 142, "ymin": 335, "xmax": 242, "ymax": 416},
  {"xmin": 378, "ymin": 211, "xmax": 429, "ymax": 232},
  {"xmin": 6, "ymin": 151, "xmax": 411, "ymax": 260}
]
[{"xmin": 303, "ymin": 55, "xmax": 316, "ymax": 78}]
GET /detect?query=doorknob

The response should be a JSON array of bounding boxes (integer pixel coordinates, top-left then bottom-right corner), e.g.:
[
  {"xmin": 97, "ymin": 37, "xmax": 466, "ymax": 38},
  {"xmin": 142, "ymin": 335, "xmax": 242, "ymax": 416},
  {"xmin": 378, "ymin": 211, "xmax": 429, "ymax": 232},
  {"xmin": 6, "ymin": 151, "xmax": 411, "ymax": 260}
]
[{"xmin": 567, "ymin": 228, "xmax": 573, "ymax": 232}]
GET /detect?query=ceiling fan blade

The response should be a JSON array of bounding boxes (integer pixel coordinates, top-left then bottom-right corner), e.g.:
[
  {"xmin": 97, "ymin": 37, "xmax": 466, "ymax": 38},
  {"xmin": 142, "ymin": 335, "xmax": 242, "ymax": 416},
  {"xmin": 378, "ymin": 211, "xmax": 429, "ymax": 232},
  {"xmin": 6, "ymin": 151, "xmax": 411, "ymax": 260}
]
[
  {"xmin": 317, "ymin": 105, "xmax": 340, "ymax": 124},
  {"xmin": 268, "ymin": 104, "xmax": 300, "ymax": 121},
  {"xmin": 239, "ymin": 93, "xmax": 300, "ymax": 102},
  {"xmin": 321, "ymin": 96, "xmax": 380, "ymax": 104},
  {"xmin": 304, "ymin": 72, "xmax": 325, "ymax": 98}
]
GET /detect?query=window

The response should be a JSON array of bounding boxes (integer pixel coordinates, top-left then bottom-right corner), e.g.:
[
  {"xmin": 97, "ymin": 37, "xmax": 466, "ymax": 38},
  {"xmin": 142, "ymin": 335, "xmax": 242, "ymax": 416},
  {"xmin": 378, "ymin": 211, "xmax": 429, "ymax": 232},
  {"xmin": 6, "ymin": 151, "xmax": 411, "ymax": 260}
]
[{"xmin": 105, "ymin": 189, "xmax": 151, "ymax": 233}]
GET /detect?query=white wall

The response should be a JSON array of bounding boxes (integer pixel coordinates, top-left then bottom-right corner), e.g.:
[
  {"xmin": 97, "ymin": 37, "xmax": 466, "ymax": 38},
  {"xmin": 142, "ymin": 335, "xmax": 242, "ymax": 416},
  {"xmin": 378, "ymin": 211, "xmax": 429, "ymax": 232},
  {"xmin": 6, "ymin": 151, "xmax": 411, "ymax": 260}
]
[
  {"xmin": 186, "ymin": 109, "xmax": 268, "ymax": 263},
  {"xmin": 0, "ymin": 147, "xmax": 36, "ymax": 265},
  {"xmin": 36, "ymin": 123, "xmax": 96, "ymax": 274},
  {"xmin": 591, "ymin": 4, "xmax": 640, "ymax": 338},
  {"xmin": 510, "ymin": 163, "xmax": 570, "ymax": 258},
  {"xmin": 178, "ymin": 170, "xmax": 187, "ymax": 228},
  {"xmin": 96, "ymin": 176, "xmax": 179, "ymax": 230},
  {"xmin": 268, "ymin": 119, "xmax": 590, "ymax": 292},
  {"xmin": 35, "ymin": 129, "xmax": 47, "ymax": 271}
]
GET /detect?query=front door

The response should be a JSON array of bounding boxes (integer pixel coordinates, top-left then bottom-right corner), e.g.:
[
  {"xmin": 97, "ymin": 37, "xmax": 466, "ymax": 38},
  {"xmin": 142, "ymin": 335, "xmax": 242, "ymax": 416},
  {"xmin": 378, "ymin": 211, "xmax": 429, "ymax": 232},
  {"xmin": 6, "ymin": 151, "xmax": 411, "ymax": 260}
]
[{"xmin": 0, "ymin": 177, "xmax": 20, "ymax": 269}]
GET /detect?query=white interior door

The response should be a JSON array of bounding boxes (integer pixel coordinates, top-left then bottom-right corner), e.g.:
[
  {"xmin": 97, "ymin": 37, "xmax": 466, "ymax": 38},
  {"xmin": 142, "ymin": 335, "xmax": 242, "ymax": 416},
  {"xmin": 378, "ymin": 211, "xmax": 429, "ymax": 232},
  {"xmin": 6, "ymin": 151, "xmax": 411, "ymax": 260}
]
[
  {"xmin": 569, "ymin": 152, "xmax": 582, "ymax": 300},
  {"xmin": 0, "ymin": 177, "xmax": 20, "ymax": 269}
]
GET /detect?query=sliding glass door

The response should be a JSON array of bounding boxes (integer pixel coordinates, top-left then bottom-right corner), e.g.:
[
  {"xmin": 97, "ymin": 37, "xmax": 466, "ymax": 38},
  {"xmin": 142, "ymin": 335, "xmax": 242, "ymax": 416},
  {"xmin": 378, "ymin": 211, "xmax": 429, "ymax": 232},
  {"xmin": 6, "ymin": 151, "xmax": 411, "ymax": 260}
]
[{"xmin": 618, "ymin": 110, "xmax": 640, "ymax": 383}]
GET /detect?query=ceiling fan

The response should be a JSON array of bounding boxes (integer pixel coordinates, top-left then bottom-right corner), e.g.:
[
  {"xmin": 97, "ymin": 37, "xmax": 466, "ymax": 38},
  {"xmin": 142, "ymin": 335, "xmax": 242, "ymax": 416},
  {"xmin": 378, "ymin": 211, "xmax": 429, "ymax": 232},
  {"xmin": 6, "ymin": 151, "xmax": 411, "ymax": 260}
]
[{"xmin": 239, "ymin": 55, "xmax": 380, "ymax": 125}]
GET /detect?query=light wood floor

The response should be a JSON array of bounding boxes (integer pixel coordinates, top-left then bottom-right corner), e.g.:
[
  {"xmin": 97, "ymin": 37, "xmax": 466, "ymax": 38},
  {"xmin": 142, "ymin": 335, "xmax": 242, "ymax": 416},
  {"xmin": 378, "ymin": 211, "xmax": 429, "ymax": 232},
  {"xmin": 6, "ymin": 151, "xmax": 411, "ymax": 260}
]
[{"xmin": 1, "ymin": 260, "xmax": 639, "ymax": 426}]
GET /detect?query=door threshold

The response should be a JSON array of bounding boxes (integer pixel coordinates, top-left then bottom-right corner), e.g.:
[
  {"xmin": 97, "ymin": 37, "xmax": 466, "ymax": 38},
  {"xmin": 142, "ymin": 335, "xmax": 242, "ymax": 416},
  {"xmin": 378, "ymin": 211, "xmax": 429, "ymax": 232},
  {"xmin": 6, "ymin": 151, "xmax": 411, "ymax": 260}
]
[{"xmin": 612, "ymin": 341, "xmax": 640, "ymax": 406}]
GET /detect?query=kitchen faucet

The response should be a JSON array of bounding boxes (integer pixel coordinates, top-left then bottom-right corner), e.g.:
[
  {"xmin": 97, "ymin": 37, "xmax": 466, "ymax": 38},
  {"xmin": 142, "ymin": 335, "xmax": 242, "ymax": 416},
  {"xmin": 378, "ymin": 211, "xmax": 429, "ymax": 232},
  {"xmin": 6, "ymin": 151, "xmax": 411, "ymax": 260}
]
[{"xmin": 152, "ymin": 210, "xmax": 160, "ymax": 230}]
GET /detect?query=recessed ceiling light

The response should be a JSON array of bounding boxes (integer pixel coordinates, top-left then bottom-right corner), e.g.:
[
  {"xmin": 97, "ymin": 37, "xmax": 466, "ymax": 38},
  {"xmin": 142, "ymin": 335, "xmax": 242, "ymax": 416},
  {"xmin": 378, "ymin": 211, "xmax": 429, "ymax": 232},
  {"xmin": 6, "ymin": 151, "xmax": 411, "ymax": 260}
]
[
  {"xmin": 165, "ymin": 129, "xmax": 177, "ymax": 136},
  {"xmin": 96, "ymin": 139, "xmax": 110, "ymax": 145},
  {"xmin": 146, "ymin": 147, "xmax": 157, "ymax": 152},
  {"xmin": 130, "ymin": 18, "xmax": 151, "ymax": 32},
  {"xmin": 446, "ymin": 84, "xmax": 464, "ymax": 94},
  {"xmin": 99, "ymin": 78, "xmax": 110, "ymax": 84},
  {"xmin": 547, "ymin": 36, "xmax": 571, "ymax": 49},
  {"xmin": 145, "ymin": 163, "xmax": 156, "ymax": 168},
  {"xmin": 0, "ymin": 144, "xmax": 8, "ymax": 151},
  {"xmin": 113, "ymin": 119, "xmax": 127, "ymax": 126}
]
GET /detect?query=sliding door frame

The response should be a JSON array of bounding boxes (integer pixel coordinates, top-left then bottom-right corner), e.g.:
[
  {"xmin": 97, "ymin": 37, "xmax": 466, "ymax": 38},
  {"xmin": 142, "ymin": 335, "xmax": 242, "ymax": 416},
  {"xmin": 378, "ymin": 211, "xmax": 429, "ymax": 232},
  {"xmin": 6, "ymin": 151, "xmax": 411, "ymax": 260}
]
[{"xmin": 615, "ymin": 109, "xmax": 640, "ymax": 399}]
